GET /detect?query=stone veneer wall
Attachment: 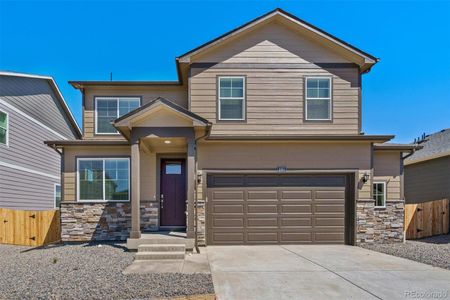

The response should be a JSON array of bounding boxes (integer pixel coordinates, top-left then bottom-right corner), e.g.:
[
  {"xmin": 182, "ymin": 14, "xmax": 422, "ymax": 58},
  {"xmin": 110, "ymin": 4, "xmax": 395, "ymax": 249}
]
[
  {"xmin": 196, "ymin": 175, "xmax": 206, "ymax": 246},
  {"xmin": 61, "ymin": 201, "xmax": 158, "ymax": 241},
  {"xmin": 356, "ymin": 199, "xmax": 404, "ymax": 244}
]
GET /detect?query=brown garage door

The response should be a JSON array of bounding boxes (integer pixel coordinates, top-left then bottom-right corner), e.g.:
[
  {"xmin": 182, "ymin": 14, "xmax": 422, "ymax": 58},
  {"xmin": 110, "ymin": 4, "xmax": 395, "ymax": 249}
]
[{"xmin": 207, "ymin": 174, "xmax": 352, "ymax": 245}]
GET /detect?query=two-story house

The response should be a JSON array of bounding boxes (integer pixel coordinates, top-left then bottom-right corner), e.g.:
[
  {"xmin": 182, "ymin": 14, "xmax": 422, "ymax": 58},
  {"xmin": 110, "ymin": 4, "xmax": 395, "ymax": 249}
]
[
  {"xmin": 0, "ymin": 71, "xmax": 81, "ymax": 210},
  {"xmin": 46, "ymin": 9, "xmax": 418, "ymax": 248}
]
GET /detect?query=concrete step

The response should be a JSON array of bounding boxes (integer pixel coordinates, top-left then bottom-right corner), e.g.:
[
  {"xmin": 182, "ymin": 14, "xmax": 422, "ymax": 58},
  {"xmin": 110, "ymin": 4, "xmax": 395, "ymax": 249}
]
[
  {"xmin": 135, "ymin": 251, "xmax": 185, "ymax": 260},
  {"xmin": 138, "ymin": 244, "xmax": 186, "ymax": 252}
]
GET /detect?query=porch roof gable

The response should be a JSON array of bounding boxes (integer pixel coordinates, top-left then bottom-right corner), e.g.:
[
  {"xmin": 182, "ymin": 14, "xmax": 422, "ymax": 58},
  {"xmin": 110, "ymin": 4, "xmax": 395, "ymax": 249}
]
[{"xmin": 114, "ymin": 97, "xmax": 211, "ymax": 129}]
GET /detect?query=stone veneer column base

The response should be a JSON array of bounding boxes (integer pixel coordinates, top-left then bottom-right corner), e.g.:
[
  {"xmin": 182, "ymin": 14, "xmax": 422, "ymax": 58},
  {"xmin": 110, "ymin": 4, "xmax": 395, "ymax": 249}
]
[
  {"xmin": 61, "ymin": 201, "xmax": 158, "ymax": 242},
  {"xmin": 356, "ymin": 199, "xmax": 404, "ymax": 245}
]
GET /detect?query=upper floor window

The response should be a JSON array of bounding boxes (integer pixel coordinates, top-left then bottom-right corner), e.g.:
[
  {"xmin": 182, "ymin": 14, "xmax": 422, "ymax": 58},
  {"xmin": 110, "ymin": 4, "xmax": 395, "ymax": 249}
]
[
  {"xmin": 95, "ymin": 97, "xmax": 140, "ymax": 134},
  {"xmin": 0, "ymin": 110, "xmax": 8, "ymax": 146},
  {"xmin": 218, "ymin": 76, "xmax": 245, "ymax": 120},
  {"xmin": 305, "ymin": 77, "xmax": 332, "ymax": 121},
  {"xmin": 373, "ymin": 182, "xmax": 386, "ymax": 208}
]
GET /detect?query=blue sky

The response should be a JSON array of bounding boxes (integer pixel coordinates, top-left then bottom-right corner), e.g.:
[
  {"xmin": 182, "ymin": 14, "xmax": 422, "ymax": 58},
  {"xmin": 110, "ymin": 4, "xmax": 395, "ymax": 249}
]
[{"xmin": 1, "ymin": 0, "xmax": 449, "ymax": 143}]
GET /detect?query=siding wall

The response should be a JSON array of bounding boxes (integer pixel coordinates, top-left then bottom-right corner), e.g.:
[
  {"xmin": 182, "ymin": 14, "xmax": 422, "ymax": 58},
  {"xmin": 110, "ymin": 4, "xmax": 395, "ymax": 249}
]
[
  {"xmin": 373, "ymin": 151, "xmax": 402, "ymax": 200},
  {"xmin": 0, "ymin": 102, "xmax": 61, "ymax": 210},
  {"xmin": 189, "ymin": 22, "xmax": 361, "ymax": 136},
  {"xmin": 83, "ymin": 86, "xmax": 188, "ymax": 139},
  {"xmin": 405, "ymin": 156, "xmax": 450, "ymax": 204},
  {"xmin": 0, "ymin": 76, "xmax": 77, "ymax": 139},
  {"xmin": 62, "ymin": 146, "xmax": 157, "ymax": 203},
  {"xmin": 197, "ymin": 141, "xmax": 372, "ymax": 199}
]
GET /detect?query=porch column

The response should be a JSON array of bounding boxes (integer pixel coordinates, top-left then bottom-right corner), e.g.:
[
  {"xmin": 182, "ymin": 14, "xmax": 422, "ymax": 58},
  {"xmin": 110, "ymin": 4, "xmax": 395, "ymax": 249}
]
[
  {"xmin": 186, "ymin": 137, "xmax": 195, "ymax": 238},
  {"xmin": 130, "ymin": 139, "xmax": 141, "ymax": 239}
]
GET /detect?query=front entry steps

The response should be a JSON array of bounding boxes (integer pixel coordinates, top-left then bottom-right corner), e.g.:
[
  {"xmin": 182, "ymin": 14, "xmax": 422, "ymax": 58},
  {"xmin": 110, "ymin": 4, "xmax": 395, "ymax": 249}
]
[{"xmin": 135, "ymin": 243, "xmax": 186, "ymax": 260}]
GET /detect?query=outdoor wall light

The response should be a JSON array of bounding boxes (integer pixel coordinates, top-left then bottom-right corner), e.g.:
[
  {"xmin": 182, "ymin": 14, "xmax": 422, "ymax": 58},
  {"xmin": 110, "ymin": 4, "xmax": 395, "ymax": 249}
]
[
  {"xmin": 362, "ymin": 173, "xmax": 370, "ymax": 183},
  {"xmin": 164, "ymin": 140, "xmax": 171, "ymax": 144}
]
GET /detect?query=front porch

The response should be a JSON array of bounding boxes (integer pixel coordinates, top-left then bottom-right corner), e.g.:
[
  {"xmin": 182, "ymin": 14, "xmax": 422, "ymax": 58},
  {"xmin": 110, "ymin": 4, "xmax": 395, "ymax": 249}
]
[
  {"xmin": 126, "ymin": 231, "xmax": 195, "ymax": 251},
  {"xmin": 113, "ymin": 97, "xmax": 210, "ymax": 249}
]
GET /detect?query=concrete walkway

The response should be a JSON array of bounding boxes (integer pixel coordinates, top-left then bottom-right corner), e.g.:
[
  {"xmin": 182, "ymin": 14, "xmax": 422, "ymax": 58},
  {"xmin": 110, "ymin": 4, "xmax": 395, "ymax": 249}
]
[{"xmin": 207, "ymin": 245, "xmax": 450, "ymax": 300}]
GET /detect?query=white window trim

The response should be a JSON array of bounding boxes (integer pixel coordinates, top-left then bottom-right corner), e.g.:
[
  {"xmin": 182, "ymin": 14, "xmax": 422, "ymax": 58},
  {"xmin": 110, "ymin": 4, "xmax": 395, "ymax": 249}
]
[
  {"xmin": 373, "ymin": 181, "xmax": 387, "ymax": 208},
  {"xmin": 218, "ymin": 76, "xmax": 246, "ymax": 121},
  {"xmin": 54, "ymin": 183, "xmax": 61, "ymax": 209},
  {"xmin": 94, "ymin": 97, "xmax": 140, "ymax": 135},
  {"xmin": 0, "ymin": 109, "xmax": 9, "ymax": 147},
  {"xmin": 76, "ymin": 157, "xmax": 130, "ymax": 202},
  {"xmin": 305, "ymin": 76, "xmax": 332, "ymax": 121}
]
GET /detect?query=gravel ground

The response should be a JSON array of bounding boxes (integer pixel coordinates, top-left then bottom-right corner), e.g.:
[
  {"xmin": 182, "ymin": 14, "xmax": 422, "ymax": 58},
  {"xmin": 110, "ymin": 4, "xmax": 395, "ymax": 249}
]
[
  {"xmin": 0, "ymin": 242, "xmax": 214, "ymax": 300},
  {"xmin": 362, "ymin": 234, "xmax": 450, "ymax": 270}
]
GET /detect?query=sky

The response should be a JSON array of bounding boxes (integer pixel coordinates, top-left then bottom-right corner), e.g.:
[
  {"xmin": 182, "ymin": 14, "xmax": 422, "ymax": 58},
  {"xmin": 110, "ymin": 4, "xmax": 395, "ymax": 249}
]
[{"xmin": 0, "ymin": 0, "xmax": 449, "ymax": 143}]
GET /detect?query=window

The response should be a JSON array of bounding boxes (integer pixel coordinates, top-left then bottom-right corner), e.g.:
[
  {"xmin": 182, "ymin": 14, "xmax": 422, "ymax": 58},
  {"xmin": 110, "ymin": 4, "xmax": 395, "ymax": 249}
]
[
  {"xmin": 165, "ymin": 163, "xmax": 182, "ymax": 175},
  {"xmin": 218, "ymin": 76, "xmax": 245, "ymax": 120},
  {"xmin": 373, "ymin": 182, "xmax": 386, "ymax": 208},
  {"xmin": 95, "ymin": 97, "xmax": 140, "ymax": 134},
  {"xmin": 0, "ymin": 110, "xmax": 8, "ymax": 146},
  {"xmin": 77, "ymin": 158, "xmax": 130, "ymax": 201},
  {"xmin": 54, "ymin": 184, "xmax": 61, "ymax": 208},
  {"xmin": 305, "ymin": 77, "xmax": 332, "ymax": 120}
]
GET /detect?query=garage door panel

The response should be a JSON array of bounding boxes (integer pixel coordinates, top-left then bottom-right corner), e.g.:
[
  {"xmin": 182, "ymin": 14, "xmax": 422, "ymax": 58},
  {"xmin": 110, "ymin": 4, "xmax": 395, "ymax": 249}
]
[
  {"xmin": 281, "ymin": 204, "xmax": 312, "ymax": 213},
  {"xmin": 281, "ymin": 232, "xmax": 313, "ymax": 243},
  {"xmin": 247, "ymin": 232, "xmax": 278, "ymax": 242},
  {"xmin": 213, "ymin": 204, "xmax": 244, "ymax": 214},
  {"xmin": 280, "ymin": 190, "xmax": 312, "ymax": 199},
  {"xmin": 280, "ymin": 217, "xmax": 312, "ymax": 227},
  {"xmin": 314, "ymin": 204, "xmax": 345, "ymax": 213},
  {"xmin": 207, "ymin": 174, "xmax": 348, "ymax": 245},
  {"xmin": 247, "ymin": 204, "xmax": 278, "ymax": 214},
  {"xmin": 247, "ymin": 190, "xmax": 278, "ymax": 200},
  {"xmin": 315, "ymin": 190, "xmax": 345, "ymax": 199},
  {"xmin": 211, "ymin": 190, "xmax": 244, "ymax": 200},
  {"xmin": 314, "ymin": 217, "xmax": 345, "ymax": 227},
  {"xmin": 212, "ymin": 232, "xmax": 245, "ymax": 244},
  {"xmin": 247, "ymin": 217, "xmax": 278, "ymax": 227},
  {"xmin": 212, "ymin": 218, "xmax": 244, "ymax": 228}
]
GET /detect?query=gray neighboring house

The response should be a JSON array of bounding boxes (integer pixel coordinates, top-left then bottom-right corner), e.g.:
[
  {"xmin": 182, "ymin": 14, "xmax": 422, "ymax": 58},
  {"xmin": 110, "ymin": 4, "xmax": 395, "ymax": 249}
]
[
  {"xmin": 0, "ymin": 71, "xmax": 81, "ymax": 210},
  {"xmin": 405, "ymin": 129, "xmax": 450, "ymax": 204}
]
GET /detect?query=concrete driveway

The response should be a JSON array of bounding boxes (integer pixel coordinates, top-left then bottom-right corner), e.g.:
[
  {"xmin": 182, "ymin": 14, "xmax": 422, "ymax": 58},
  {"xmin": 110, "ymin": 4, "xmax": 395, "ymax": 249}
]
[{"xmin": 206, "ymin": 245, "xmax": 450, "ymax": 300}]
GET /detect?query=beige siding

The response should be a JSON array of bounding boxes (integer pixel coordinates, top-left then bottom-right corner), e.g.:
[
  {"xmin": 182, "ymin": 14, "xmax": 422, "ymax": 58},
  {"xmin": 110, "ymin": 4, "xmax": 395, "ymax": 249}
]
[
  {"xmin": 189, "ymin": 22, "xmax": 360, "ymax": 136},
  {"xmin": 193, "ymin": 22, "xmax": 350, "ymax": 63},
  {"xmin": 82, "ymin": 86, "xmax": 188, "ymax": 139},
  {"xmin": 198, "ymin": 141, "xmax": 371, "ymax": 200},
  {"xmin": 373, "ymin": 151, "xmax": 402, "ymax": 201},
  {"xmin": 405, "ymin": 156, "xmax": 450, "ymax": 204},
  {"xmin": 63, "ymin": 145, "xmax": 159, "ymax": 203}
]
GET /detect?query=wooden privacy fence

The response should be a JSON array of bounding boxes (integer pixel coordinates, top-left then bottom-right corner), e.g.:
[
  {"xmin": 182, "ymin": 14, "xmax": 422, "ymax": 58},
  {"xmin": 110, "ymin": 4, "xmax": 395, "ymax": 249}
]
[
  {"xmin": 0, "ymin": 208, "xmax": 61, "ymax": 246},
  {"xmin": 405, "ymin": 199, "xmax": 449, "ymax": 239}
]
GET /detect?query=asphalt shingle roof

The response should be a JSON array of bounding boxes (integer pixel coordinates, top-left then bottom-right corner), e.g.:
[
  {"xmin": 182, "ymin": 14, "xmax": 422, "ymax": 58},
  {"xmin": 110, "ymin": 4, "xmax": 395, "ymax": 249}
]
[{"xmin": 405, "ymin": 128, "xmax": 450, "ymax": 164}]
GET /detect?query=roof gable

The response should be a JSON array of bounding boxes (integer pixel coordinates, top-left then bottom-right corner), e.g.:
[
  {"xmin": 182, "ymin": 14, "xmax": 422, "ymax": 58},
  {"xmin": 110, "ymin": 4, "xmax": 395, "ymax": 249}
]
[
  {"xmin": 178, "ymin": 8, "xmax": 378, "ymax": 72},
  {"xmin": 114, "ymin": 97, "xmax": 210, "ymax": 128}
]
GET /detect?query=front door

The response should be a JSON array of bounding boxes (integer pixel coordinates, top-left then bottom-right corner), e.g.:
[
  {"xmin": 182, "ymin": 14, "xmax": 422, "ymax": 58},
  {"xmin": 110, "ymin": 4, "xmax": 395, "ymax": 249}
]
[{"xmin": 160, "ymin": 159, "xmax": 186, "ymax": 227}]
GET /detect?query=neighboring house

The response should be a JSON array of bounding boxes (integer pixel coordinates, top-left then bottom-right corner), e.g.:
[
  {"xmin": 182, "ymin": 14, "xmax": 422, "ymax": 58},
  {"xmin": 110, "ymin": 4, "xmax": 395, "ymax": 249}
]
[
  {"xmin": 46, "ymin": 8, "xmax": 418, "ymax": 247},
  {"xmin": 405, "ymin": 129, "xmax": 450, "ymax": 204},
  {"xmin": 0, "ymin": 71, "xmax": 81, "ymax": 210}
]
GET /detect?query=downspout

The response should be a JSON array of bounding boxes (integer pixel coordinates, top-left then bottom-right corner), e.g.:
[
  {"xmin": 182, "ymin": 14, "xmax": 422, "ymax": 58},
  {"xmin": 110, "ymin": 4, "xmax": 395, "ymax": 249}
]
[{"xmin": 193, "ymin": 124, "xmax": 212, "ymax": 253}]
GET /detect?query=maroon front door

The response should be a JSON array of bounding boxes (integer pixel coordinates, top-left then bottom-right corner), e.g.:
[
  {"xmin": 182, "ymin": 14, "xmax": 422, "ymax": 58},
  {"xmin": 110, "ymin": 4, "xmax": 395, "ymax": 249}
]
[{"xmin": 160, "ymin": 159, "xmax": 186, "ymax": 227}]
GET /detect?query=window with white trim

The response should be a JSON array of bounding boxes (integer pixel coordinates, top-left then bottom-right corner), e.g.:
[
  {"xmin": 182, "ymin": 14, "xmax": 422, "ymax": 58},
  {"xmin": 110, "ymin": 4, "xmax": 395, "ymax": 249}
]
[
  {"xmin": 305, "ymin": 77, "xmax": 332, "ymax": 120},
  {"xmin": 0, "ymin": 110, "xmax": 8, "ymax": 146},
  {"xmin": 95, "ymin": 97, "xmax": 140, "ymax": 134},
  {"xmin": 373, "ymin": 182, "xmax": 386, "ymax": 207},
  {"xmin": 218, "ymin": 76, "xmax": 245, "ymax": 120},
  {"xmin": 77, "ymin": 158, "xmax": 130, "ymax": 201},
  {"xmin": 54, "ymin": 184, "xmax": 61, "ymax": 208}
]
